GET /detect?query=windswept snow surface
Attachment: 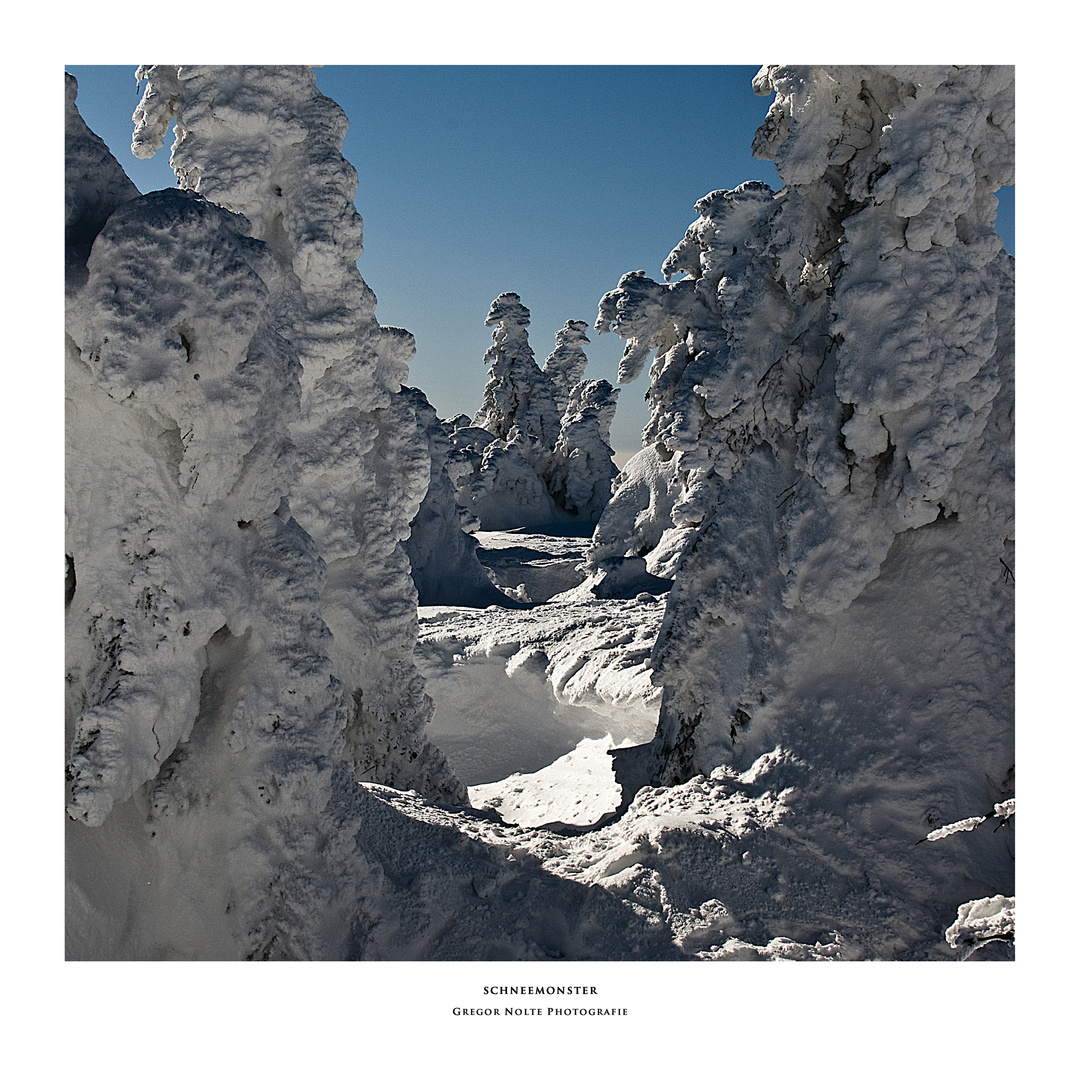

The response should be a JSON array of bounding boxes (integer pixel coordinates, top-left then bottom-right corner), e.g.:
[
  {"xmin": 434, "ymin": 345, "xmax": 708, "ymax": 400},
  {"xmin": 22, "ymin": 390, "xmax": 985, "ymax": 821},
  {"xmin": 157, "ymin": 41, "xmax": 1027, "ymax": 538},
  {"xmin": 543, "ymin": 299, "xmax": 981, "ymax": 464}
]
[{"xmin": 417, "ymin": 530, "xmax": 663, "ymax": 806}]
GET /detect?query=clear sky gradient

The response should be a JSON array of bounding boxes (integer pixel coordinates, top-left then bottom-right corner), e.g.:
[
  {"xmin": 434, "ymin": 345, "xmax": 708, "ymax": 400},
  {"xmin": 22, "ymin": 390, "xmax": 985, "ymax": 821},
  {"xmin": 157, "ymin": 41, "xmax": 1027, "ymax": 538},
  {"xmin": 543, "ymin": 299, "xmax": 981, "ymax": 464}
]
[{"xmin": 67, "ymin": 65, "xmax": 1016, "ymax": 453}]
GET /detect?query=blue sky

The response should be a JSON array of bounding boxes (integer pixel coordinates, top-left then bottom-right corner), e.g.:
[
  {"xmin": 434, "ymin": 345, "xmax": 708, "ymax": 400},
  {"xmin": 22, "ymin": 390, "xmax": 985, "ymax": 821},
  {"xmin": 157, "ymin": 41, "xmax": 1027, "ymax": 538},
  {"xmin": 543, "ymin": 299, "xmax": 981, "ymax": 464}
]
[{"xmin": 67, "ymin": 65, "xmax": 1015, "ymax": 453}]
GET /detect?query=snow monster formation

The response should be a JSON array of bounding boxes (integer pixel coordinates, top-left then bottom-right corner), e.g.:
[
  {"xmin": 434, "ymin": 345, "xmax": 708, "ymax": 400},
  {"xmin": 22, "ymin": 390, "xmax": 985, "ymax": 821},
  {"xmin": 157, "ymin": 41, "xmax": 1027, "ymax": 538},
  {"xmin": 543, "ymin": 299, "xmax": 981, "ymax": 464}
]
[
  {"xmin": 65, "ymin": 68, "xmax": 467, "ymax": 959},
  {"xmin": 592, "ymin": 66, "xmax": 1014, "ymax": 945},
  {"xmin": 456, "ymin": 295, "xmax": 619, "ymax": 528},
  {"xmin": 545, "ymin": 324, "xmax": 622, "ymax": 523}
]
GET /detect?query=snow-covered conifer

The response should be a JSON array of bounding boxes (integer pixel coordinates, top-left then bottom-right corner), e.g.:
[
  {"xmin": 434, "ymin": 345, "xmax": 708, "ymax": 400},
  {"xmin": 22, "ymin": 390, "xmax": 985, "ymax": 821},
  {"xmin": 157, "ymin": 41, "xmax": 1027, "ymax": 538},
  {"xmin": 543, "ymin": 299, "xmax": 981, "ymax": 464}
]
[
  {"xmin": 542, "ymin": 319, "xmax": 591, "ymax": 415},
  {"xmin": 473, "ymin": 292, "xmax": 561, "ymax": 451},
  {"xmin": 125, "ymin": 64, "xmax": 464, "ymax": 804},
  {"xmin": 592, "ymin": 66, "xmax": 1014, "ymax": 946},
  {"xmin": 66, "ymin": 67, "xmax": 466, "ymax": 960},
  {"xmin": 464, "ymin": 305, "xmax": 619, "ymax": 526},
  {"xmin": 547, "ymin": 378, "xmax": 620, "ymax": 521}
]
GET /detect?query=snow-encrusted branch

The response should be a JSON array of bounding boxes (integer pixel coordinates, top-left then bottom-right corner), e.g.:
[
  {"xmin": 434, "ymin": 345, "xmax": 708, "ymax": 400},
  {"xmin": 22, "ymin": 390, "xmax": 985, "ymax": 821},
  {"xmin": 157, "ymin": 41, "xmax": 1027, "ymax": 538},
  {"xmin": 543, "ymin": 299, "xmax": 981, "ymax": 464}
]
[{"xmin": 917, "ymin": 798, "xmax": 1015, "ymax": 843}]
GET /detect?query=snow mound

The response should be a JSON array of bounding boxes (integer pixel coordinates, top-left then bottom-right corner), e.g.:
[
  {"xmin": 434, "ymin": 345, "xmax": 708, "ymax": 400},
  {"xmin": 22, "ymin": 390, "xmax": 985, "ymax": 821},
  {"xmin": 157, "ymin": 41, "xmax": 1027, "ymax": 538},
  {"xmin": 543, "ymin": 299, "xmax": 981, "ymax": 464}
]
[
  {"xmin": 350, "ymin": 745, "xmax": 854, "ymax": 959},
  {"xmin": 473, "ymin": 529, "xmax": 593, "ymax": 603},
  {"xmin": 417, "ymin": 592, "xmax": 664, "ymax": 722},
  {"xmin": 945, "ymin": 894, "xmax": 1015, "ymax": 958},
  {"xmin": 469, "ymin": 735, "xmax": 628, "ymax": 828}
]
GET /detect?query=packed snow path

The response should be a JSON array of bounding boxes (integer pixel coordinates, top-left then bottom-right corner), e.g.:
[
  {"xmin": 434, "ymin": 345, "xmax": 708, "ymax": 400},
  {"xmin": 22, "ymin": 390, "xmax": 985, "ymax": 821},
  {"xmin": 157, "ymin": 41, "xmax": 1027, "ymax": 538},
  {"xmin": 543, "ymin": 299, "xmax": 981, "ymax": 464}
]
[{"xmin": 416, "ymin": 530, "xmax": 664, "ymax": 827}]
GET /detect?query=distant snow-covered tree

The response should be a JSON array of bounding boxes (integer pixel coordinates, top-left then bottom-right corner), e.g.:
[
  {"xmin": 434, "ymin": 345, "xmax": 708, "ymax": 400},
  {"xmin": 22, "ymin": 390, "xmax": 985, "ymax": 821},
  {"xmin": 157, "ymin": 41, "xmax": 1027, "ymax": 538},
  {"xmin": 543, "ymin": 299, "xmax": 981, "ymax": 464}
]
[
  {"xmin": 547, "ymin": 377, "xmax": 620, "ymax": 521},
  {"xmin": 459, "ymin": 296, "xmax": 619, "ymax": 528},
  {"xmin": 542, "ymin": 319, "xmax": 591, "ymax": 416},
  {"xmin": 473, "ymin": 293, "xmax": 561, "ymax": 453}
]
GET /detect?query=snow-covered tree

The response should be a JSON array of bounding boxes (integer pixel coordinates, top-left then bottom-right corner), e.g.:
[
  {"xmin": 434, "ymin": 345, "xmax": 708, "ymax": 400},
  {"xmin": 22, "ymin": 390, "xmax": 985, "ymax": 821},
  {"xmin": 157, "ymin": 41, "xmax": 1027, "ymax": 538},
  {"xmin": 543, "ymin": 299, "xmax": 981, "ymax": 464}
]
[
  {"xmin": 542, "ymin": 319, "xmax": 591, "ymax": 415},
  {"xmin": 590, "ymin": 65, "xmax": 1014, "ymax": 950},
  {"xmin": 65, "ymin": 67, "xmax": 466, "ymax": 960},
  {"xmin": 473, "ymin": 292, "xmax": 561, "ymax": 452},
  {"xmin": 461, "ymin": 301, "xmax": 619, "ymax": 527},
  {"xmin": 547, "ymin": 377, "xmax": 620, "ymax": 521}
]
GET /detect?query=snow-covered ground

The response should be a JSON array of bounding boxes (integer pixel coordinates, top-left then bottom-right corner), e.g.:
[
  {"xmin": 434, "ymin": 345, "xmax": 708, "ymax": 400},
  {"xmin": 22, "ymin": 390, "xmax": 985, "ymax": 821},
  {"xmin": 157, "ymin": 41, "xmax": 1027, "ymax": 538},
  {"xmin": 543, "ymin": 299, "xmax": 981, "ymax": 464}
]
[
  {"xmin": 417, "ymin": 529, "xmax": 661, "ymax": 825},
  {"xmin": 402, "ymin": 525, "xmax": 1010, "ymax": 960}
]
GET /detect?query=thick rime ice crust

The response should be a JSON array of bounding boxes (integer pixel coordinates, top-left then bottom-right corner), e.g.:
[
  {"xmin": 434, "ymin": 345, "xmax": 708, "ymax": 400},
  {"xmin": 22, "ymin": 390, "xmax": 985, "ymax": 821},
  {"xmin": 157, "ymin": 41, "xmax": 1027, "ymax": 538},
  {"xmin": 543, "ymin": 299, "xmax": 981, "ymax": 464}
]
[
  {"xmin": 590, "ymin": 66, "xmax": 1014, "ymax": 948},
  {"xmin": 547, "ymin": 378, "xmax": 621, "ymax": 523},
  {"xmin": 67, "ymin": 187, "xmax": 306, "ymax": 824},
  {"xmin": 67, "ymin": 68, "xmax": 467, "ymax": 959},
  {"xmin": 944, "ymin": 894, "xmax": 1014, "ymax": 958},
  {"xmin": 542, "ymin": 319, "xmax": 592, "ymax": 413},
  {"xmin": 474, "ymin": 293, "xmax": 561, "ymax": 449},
  {"xmin": 124, "ymin": 64, "xmax": 463, "ymax": 803}
]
